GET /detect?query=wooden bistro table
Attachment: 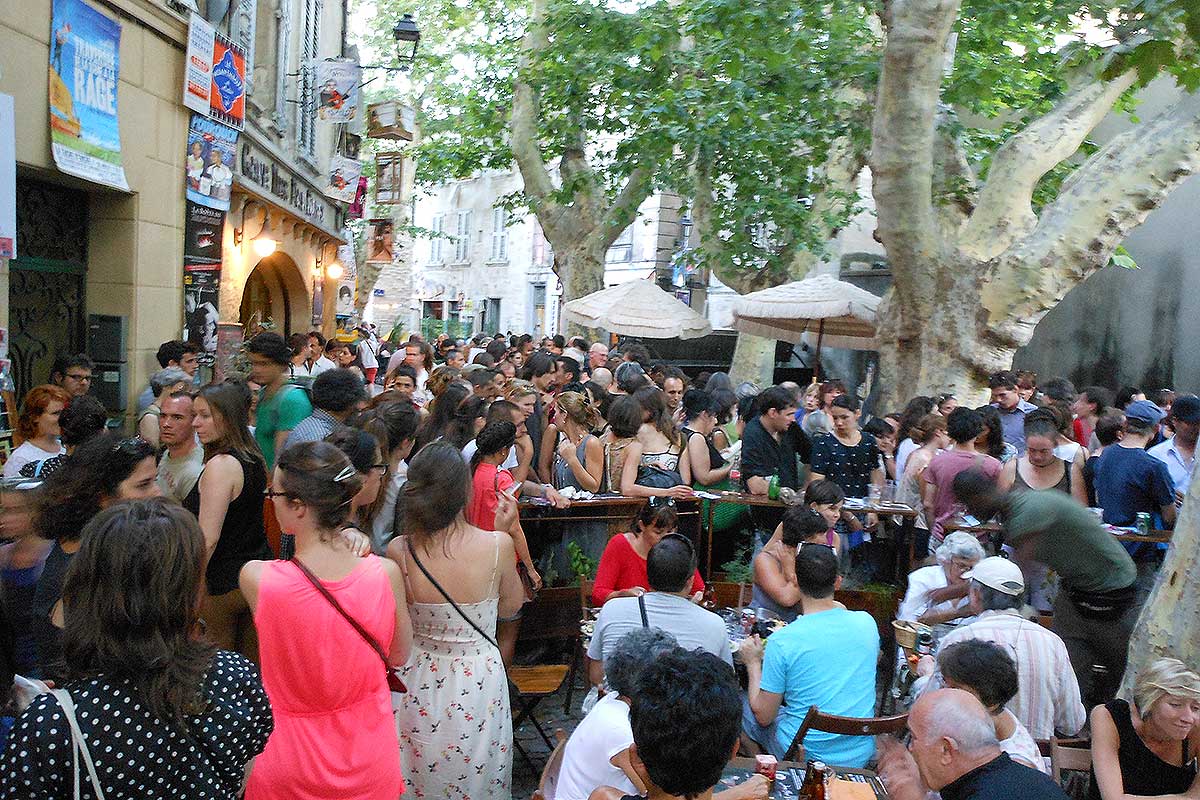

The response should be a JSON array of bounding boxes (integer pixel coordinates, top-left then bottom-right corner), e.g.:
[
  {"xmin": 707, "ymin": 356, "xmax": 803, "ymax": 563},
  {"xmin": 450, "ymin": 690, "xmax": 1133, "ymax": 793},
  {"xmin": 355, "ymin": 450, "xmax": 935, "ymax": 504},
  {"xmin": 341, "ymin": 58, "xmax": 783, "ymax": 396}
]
[
  {"xmin": 941, "ymin": 519, "xmax": 1174, "ymax": 551},
  {"xmin": 703, "ymin": 493, "xmax": 919, "ymax": 583},
  {"xmin": 723, "ymin": 756, "xmax": 888, "ymax": 800}
]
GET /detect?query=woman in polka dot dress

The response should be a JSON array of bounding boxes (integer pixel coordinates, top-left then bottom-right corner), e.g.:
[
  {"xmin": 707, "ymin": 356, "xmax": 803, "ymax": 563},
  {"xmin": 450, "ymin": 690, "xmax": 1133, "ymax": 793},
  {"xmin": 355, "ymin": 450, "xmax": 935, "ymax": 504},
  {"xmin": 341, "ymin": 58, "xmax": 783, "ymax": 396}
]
[{"xmin": 0, "ymin": 499, "xmax": 273, "ymax": 798}]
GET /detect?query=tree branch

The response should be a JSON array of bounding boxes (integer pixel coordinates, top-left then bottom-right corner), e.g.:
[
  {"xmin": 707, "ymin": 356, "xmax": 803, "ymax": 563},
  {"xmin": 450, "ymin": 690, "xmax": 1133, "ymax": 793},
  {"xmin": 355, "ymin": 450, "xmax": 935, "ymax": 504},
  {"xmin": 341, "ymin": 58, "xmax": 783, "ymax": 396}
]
[
  {"xmin": 870, "ymin": 0, "xmax": 961, "ymax": 333},
  {"xmin": 959, "ymin": 71, "xmax": 1137, "ymax": 261},
  {"xmin": 981, "ymin": 98, "xmax": 1200, "ymax": 348},
  {"xmin": 932, "ymin": 111, "xmax": 977, "ymax": 233}
]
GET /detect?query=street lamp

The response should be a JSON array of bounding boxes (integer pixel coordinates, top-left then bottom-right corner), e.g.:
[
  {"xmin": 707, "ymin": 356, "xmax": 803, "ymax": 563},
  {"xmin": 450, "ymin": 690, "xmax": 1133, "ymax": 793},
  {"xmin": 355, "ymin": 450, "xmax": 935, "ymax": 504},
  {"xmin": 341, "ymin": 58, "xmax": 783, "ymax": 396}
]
[{"xmin": 362, "ymin": 14, "xmax": 422, "ymax": 73}]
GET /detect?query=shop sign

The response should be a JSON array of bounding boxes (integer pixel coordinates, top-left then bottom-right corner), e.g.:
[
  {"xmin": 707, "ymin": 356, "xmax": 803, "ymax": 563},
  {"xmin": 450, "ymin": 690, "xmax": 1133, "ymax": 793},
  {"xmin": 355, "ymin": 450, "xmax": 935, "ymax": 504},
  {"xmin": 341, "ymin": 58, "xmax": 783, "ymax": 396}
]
[
  {"xmin": 48, "ymin": 0, "xmax": 129, "ymax": 191},
  {"xmin": 183, "ymin": 14, "xmax": 246, "ymax": 131},
  {"xmin": 237, "ymin": 139, "xmax": 339, "ymax": 233},
  {"xmin": 314, "ymin": 60, "xmax": 362, "ymax": 123},
  {"xmin": 0, "ymin": 93, "xmax": 14, "ymax": 259}
]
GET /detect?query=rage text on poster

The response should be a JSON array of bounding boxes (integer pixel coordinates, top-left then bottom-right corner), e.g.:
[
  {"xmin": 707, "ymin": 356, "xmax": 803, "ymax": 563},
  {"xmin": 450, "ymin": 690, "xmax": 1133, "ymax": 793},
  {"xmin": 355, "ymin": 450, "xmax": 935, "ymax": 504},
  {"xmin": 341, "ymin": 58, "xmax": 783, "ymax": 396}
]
[{"xmin": 72, "ymin": 40, "xmax": 116, "ymax": 114}]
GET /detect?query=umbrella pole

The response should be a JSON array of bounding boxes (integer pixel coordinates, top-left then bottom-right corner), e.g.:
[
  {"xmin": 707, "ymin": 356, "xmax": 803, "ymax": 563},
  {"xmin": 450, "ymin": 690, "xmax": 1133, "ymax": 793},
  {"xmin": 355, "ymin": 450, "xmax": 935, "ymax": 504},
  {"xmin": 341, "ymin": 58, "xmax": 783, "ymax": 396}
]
[{"xmin": 814, "ymin": 319, "xmax": 825, "ymax": 384}]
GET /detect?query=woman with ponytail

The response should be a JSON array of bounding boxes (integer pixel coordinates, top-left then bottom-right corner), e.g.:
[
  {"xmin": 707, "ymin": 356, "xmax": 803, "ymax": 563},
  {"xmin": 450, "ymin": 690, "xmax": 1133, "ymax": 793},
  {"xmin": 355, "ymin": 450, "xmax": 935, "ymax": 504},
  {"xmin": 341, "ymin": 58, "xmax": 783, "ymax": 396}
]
[{"xmin": 241, "ymin": 441, "xmax": 411, "ymax": 800}]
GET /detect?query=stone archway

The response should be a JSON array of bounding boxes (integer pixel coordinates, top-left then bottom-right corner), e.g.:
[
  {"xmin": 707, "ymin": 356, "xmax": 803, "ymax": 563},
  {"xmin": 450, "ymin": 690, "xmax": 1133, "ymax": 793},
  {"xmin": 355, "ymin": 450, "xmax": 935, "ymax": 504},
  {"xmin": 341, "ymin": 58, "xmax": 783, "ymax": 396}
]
[{"xmin": 238, "ymin": 251, "xmax": 310, "ymax": 337}]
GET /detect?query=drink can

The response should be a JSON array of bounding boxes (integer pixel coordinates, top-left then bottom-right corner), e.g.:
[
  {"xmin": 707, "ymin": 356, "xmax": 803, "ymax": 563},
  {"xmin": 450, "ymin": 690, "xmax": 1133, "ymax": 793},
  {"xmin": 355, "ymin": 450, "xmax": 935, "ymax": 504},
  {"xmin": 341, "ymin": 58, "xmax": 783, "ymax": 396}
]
[
  {"xmin": 755, "ymin": 754, "xmax": 777, "ymax": 781},
  {"xmin": 915, "ymin": 630, "xmax": 934, "ymax": 656},
  {"xmin": 1136, "ymin": 512, "xmax": 1151, "ymax": 535},
  {"xmin": 741, "ymin": 609, "xmax": 757, "ymax": 635}
]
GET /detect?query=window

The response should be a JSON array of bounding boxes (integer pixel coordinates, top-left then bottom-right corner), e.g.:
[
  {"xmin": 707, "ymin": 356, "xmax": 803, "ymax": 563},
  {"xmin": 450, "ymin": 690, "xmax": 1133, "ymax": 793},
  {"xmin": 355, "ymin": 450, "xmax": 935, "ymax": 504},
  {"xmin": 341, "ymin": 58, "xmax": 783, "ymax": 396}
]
[
  {"xmin": 297, "ymin": 0, "xmax": 322, "ymax": 160},
  {"xmin": 429, "ymin": 215, "xmax": 444, "ymax": 263},
  {"xmin": 376, "ymin": 153, "xmax": 404, "ymax": 203},
  {"xmin": 490, "ymin": 207, "xmax": 509, "ymax": 262},
  {"xmin": 529, "ymin": 283, "xmax": 547, "ymax": 334},
  {"xmin": 606, "ymin": 225, "xmax": 633, "ymax": 263},
  {"xmin": 454, "ymin": 210, "xmax": 472, "ymax": 262}
]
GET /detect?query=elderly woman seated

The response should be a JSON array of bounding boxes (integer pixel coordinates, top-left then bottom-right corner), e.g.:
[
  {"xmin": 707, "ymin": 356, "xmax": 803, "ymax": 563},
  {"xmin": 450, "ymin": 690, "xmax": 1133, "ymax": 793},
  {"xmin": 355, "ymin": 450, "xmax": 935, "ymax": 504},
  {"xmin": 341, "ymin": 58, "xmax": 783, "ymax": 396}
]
[
  {"xmin": 751, "ymin": 507, "xmax": 830, "ymax": 623},
  {"xmin": 896, "ymin": 532, "xmax": 985, "ymax": 635},
  {"xmin": 1090, "ymin": 657, "xmax": 1200, "ymax": 800},
  {"xmin": 556, "ymin": 628, "xmax": 677, "ymax": 800}
]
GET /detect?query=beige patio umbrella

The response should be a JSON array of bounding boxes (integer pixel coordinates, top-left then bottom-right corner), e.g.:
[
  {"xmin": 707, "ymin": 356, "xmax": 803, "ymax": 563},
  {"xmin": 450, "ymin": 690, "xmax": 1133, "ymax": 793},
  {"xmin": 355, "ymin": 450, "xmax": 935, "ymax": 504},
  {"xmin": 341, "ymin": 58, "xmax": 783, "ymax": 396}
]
[
  {"xmin": 561, "ymin": 279, "xmax": 713, "ymax": 340},
  {"xmin": 731, "ymin": 274, "xmax": 881, "ymax": 380}
]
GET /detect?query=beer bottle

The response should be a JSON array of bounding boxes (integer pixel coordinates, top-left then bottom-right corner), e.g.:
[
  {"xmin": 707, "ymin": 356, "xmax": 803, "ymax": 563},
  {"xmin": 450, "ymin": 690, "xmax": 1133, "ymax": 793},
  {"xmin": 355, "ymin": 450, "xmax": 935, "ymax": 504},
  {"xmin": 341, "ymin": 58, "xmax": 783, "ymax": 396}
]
[{"xmin": 801, "ymin": 761, "xmax": 827, "ymax": 800}]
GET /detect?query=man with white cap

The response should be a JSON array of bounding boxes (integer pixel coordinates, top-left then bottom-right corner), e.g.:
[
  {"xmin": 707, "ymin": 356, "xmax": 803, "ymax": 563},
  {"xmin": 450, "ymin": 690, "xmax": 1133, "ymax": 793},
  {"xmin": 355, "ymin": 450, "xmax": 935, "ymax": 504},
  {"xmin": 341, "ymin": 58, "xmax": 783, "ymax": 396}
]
[{"xmin": 916, "ymin": 556, "xmax": 1086, "ymax": 741}]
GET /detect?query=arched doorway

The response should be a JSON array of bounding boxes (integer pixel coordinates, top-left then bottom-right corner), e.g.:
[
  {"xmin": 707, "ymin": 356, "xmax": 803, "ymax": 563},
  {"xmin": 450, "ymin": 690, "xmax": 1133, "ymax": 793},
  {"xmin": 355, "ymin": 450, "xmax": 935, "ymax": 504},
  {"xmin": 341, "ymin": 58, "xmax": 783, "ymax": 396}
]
[{"xmin": 238, "ymin": 252, "xmax": 309, "ymax": 337}]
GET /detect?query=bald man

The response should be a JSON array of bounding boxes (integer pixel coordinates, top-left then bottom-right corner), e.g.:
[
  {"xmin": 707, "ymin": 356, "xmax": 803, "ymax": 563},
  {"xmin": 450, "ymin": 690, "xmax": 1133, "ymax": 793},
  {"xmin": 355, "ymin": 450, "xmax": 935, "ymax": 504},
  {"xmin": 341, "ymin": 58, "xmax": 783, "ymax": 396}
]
[
  {"xmin": 588, "ymin": 342, "xmax": 610, "ymax": 372},
  {"xmin": 877, "ymin": 689, "xmax": 1066, "ymax": 800},
  {"xmin": 591, "ymin": 366, "xmax": 613, "ymax": 392}
]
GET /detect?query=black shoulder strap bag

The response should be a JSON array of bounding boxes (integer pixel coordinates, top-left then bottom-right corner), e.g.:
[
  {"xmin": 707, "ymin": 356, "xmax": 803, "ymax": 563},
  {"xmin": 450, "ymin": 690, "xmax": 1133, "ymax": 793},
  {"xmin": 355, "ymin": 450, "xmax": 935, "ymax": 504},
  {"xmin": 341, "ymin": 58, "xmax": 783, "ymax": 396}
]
[{"xmin": 292, "ymin": 558, "xmax": 407, "ymax": 693}]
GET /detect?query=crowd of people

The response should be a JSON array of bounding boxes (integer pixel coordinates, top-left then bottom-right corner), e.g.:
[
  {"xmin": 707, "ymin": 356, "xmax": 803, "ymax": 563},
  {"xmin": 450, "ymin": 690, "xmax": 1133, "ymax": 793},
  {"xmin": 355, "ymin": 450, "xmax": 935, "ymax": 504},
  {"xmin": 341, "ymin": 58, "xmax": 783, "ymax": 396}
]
[{"xmin": 0, "ymin": 326, "xmax": 1198, "ymax": 800}]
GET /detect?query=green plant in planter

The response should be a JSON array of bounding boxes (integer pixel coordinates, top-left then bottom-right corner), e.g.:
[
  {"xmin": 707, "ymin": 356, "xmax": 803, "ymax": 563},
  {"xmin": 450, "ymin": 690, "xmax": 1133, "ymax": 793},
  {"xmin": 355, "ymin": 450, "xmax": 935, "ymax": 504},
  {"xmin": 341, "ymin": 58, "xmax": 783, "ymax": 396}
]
[
  {"xmin": 567, "ymin": 542, "xmax": 599, "ymax": 582},
  {"xmin": 719, "ymin": 545, "xmax": 754, "ymax": 585}
]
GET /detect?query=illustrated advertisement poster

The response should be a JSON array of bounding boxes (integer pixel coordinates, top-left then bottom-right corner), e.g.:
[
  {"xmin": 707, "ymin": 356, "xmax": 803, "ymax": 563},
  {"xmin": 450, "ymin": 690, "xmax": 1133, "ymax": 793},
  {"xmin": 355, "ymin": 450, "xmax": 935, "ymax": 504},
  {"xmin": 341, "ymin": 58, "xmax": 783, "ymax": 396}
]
[
  {"xmin": 315, "ymin": 60, "xmax": 362, "ymax": 123},
  {"xmin": 48, "ymin": 0, "xmax": 129, "ymax": 191},
  {"xmin": 323, "ymin": 155, "xmax": 362, "ymax": 203},
  {"xmin": 183, "ymin": 14, "xmax": 246, "ymax": 130},
  {"xmin": 183, "ymin": 267, "xmax": 220, "ymax": 360},
  {"xmin": 183, "ymin": 201, "xmax": 225, "ymax": 265},
  {"xmin": 186, "ymin": 114, "xmax": 238, "ymax": 211},
  {"xmin": 0, "ymin": 94, "xmax": 14, "ymax": 259},
  {"xmin": 337, "ymin": 229, "xmax": 358, "ymax": 316}
]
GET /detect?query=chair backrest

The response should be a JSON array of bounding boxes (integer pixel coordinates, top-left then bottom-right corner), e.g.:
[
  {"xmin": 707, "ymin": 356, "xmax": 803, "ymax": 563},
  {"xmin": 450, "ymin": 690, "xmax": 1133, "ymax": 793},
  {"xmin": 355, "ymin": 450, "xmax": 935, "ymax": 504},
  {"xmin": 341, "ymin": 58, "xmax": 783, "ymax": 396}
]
[
  {"xmin": 1051, "ymin": 737, "xmax": 1092, "ymax": 785},
  {"xmin": 782, "ymin": 706, "xmax": 909, "ymax": 761},
  {"xmin": 534, "ymin": 729, "xmax": 569, "ymax": 800},
  {"xmin": 579, "ymin": 578, "xmax": 596, "ymax": 610},
  {"xmin": 708, "ymin": 581, "xmax": 752, "ymax": 609}
]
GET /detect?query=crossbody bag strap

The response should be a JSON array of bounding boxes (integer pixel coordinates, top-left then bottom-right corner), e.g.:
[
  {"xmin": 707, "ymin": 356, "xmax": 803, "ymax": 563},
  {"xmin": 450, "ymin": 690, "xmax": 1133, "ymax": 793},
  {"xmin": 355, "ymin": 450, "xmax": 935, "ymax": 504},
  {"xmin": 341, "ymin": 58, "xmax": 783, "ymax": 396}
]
[
  {"xmin": 405, "ymin": 539, "xmax": 501, "ymax": 652},
  {"xmin": 291, "ymin": 559, "xmax": 390, "ymax": 668},
  {"xmin": 637, "ymin": 594, "xmax": 649, "ymax": 628},
  {"xmin": 51, "ymin": 688, "xmax": 106, "ymax": 800}
]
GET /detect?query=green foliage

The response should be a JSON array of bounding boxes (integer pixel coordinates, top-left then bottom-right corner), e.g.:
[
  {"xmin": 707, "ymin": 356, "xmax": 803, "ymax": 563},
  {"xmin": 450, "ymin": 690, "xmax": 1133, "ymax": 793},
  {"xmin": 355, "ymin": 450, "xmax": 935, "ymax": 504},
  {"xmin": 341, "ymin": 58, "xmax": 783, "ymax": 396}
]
[
  {"xmin": 719, "ymin": 544, "xmax": 754, "ymax": 586},
  {"xmin": 1109, "ymin": 245, "xmax": 1140, "ymax": 269},
  {"xmin": 567, "ymin": 541, "xmax": 599, "ymax": 580}
]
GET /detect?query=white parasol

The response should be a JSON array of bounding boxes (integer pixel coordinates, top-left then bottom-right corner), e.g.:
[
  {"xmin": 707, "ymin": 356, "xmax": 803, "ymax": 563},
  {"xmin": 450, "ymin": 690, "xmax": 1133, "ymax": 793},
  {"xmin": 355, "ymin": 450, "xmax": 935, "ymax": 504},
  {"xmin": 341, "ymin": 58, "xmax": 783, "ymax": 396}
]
[
  {"xmin": 731, "ymin": 274, "xmax": 881, "ymax": 379},
  {"xmin": 561, "ymin": 279, "xmax": 713, "ymax": 340}
]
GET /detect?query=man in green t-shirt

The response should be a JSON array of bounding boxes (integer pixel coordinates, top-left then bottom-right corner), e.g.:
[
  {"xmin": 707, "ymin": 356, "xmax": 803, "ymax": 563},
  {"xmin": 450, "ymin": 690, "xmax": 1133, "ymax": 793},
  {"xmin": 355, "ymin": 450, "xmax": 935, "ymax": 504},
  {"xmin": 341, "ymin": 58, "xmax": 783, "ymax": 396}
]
[
  {"xmin": 953, "ymin": 468, "xmax": 1139, "ymax": 709},
  {"xmin": 247, "ymin": 332, "xmax": 314, "ymax": 471}
]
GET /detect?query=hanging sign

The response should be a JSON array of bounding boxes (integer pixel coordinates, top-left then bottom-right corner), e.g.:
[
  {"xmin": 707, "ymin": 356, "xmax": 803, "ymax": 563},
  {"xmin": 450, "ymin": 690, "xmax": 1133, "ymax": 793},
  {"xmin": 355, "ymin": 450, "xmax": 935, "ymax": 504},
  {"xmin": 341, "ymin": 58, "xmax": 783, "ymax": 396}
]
[
  {"xmin": 366, "ymin": 218, "xmax": 394, "ymax": 263},
  {"xmin": 323, "ymin": 155, "xmax": 362, "ymax": 203},
  {"xmin": 186, "ymin": 114, "xmax": 238, "ymax": 211},
  {"xmin": 48, "ymin": 0, "xmax": 128, "ymax": 191},
  {"xmin": 315, "ymin": 60, "xmax": 362, "ymax": 123},
  {"xmin": 337, "ymin": 228, "xmax": 358, "ymax": 316},
  {"xmin": 183, "ymin": 14, "xmax": 246, "ymax": 130}
]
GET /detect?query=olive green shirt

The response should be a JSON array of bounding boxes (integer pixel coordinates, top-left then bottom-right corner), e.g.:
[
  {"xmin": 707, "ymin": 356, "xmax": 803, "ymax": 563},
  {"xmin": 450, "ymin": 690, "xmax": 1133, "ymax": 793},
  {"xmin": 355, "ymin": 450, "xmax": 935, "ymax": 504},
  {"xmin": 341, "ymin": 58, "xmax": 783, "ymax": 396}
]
[{"xmin": 1005, "ymin": 489, "xmax": 1136, "ymax": 593}]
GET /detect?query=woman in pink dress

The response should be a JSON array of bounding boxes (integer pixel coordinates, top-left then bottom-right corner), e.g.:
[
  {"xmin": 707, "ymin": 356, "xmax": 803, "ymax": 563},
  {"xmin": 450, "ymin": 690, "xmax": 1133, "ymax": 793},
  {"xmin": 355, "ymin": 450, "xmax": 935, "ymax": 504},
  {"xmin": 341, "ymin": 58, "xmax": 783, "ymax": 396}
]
[{"xmin": 241, "ymin": 440, "xmax": 412, "ymax": 800}]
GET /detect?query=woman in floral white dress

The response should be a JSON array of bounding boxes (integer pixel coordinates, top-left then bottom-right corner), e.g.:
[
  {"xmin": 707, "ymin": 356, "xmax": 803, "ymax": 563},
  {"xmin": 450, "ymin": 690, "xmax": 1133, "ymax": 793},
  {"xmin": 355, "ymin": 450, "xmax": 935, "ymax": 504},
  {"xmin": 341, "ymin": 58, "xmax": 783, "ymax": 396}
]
[{"xmin": 389, "ymin": 442, "xmax": 525, "ymax": 799}]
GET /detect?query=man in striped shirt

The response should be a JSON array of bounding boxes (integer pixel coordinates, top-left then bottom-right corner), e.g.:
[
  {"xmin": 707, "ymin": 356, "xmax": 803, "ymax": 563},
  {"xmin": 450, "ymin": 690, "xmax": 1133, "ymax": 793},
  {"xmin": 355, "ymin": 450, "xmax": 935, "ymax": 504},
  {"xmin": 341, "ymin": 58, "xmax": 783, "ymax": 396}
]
[{"xmin": 916, "ymin": 557, "xmax": 1086, "ymax": 741}]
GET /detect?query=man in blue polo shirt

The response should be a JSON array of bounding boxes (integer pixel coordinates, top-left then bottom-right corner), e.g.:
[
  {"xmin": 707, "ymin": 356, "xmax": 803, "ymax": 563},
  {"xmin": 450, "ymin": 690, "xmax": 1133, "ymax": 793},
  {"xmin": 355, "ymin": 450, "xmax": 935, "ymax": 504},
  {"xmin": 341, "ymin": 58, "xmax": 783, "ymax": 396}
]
[
  {"xmin": 1095, "ymin": 399, "xmax": 1176, "ymax": 600},
  {"xmin": 739, "ymin": 544, "xmax": 879, "ymax": 766}
]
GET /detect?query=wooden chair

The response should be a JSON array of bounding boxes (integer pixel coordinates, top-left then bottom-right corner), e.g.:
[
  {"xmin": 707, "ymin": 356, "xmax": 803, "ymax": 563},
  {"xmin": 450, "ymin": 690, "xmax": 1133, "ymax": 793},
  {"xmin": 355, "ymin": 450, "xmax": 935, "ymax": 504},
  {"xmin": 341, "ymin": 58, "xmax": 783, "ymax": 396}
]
[
  {"xmin": 510, "ymin": 664, "xmax": 572, "ymax": 773},
  {"xmin": 532, "ymin": 728, "xmax": 569, "ymax": 800},
  {"xmin": 782, "ymin": 706, "xmax": 909, "ymax": 761},
  {"xmin": 1050, "ymin": 737, "xmax": 1092, "ymax": 785},
  {"xmin": 708, "ymin": 581, "xmax": 752, "ymax": 609},
  {"xmin": 564, "ymin": 578, "xmax": 597, "ymax": 712}
]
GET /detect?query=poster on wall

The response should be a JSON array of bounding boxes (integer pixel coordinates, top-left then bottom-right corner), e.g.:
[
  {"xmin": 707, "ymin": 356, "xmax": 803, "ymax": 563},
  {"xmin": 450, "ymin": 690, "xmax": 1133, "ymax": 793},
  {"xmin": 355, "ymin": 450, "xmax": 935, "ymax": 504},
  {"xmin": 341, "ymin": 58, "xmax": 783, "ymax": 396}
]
[
  {"xmin": 182, "ymin": 14, "xmax": 246, "ymax": 130},
  {"xmin": 366, "ymin": 218, "xmax": 394, "ymax": 263},
  {"xmin": 183, "ymin": 201, "xmax": 224, "ymax": 264},
  {"xmin": 183, "ymin": 267, "xmax": 220, "ymax": 361},
  {"xmin": 0, "ymin": 93, "xmax": 15, "ymax": 259},
  {"xmin": 315, "ymin": 60, "xmax": 362, "ymax": 123},
  {"xmin": 337, "ymin": 229, "xmax": 357, "ymax": 316},
  {"xmin": 312, "ymin": 274, "xmax": 324, "ymax": 326},
  {"xmin": 323, "ymin": 155, "xmax": 362, "ymax": 203},
  {"xmin": 186, "ymin": 114, "xmax": 238, "ymax": 211},
  {"xmin": 48, "ymin": 0, "xmax": 129, "ymax": 191}
]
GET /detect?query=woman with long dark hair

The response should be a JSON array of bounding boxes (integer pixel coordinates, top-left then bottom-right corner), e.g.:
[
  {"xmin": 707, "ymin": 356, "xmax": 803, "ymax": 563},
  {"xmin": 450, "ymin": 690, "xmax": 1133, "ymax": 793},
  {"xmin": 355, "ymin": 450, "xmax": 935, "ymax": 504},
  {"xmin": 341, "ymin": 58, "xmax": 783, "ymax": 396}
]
[
  {"xmin": 31, "ymin": 432, "xmax": 159, "ymax": 679},
  {"xmin": 389, "ymin": 442, "xmax": 523, "ymax": 798},
  {"xmin": 444, "ymin": 394, "xmax": 489, "ymax": 451},
  {"xmin": 186, "ymin": 381, "xmax": 273, "ymax": 658},
  {"xmin": 411, "ymin": 381, "xmax": 471, "ymax": 455},
  {"xmin": 2, "ymin": 499, "xmax": 273, "ymax": 796},
  {"xmin": 620, "ymin": 386, "xmax": 692, "ymax": 500},
  {"xmin": 242, "ymin": 442, "xmax": 409, "ymax": 800}
]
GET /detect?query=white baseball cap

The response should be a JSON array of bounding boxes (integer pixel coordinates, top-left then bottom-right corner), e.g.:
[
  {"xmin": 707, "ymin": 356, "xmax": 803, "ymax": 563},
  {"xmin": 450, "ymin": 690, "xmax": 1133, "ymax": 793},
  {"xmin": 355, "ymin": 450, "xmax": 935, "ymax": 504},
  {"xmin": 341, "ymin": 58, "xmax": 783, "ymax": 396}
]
[{"xmin": 963, "ymin": 556, "xmax": 1025, "ymax": 597}]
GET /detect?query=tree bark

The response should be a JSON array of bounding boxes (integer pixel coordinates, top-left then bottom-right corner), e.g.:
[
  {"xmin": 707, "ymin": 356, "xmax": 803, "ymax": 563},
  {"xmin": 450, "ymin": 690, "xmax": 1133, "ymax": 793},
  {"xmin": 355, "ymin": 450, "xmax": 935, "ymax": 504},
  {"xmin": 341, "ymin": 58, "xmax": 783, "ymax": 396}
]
[
  {"xmin": 729, "ymin": 333, "xmax": 777, "ymax": 388},
  {"xmin": 1123, "ymin": 470, "xmax": 1200, "ymax": 696}
]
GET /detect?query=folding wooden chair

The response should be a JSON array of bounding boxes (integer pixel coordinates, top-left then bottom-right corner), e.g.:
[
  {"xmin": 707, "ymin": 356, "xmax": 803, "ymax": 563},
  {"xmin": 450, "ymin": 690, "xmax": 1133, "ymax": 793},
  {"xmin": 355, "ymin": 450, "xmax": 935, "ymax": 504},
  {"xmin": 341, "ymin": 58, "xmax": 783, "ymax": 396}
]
[
  {"xmin": 782, "ymin": 706, "xmax": 909, "ymax": 761},
  {"xmin": 510, "ymin": 664, "xmax": 572, "ymax": 774},
  {"xmin": 532, "ymin": 728, "xmax": 569, "ymax": 800}
]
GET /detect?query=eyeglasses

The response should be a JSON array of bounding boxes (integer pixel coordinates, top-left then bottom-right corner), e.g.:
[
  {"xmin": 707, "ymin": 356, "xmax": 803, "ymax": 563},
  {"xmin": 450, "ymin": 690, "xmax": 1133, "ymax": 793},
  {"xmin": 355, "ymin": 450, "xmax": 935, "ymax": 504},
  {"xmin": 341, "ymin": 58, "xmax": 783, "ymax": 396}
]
[
  {"xmin": 370, "ymin": 463, "xmax": 388, "ymax": 473},
  {"xmin": 65, "ymin": 373, "xmax": 92, "ymax": 382},
  {"xmin": 649, "ymin": 496, "xmax": 676, "ymax": 508}
]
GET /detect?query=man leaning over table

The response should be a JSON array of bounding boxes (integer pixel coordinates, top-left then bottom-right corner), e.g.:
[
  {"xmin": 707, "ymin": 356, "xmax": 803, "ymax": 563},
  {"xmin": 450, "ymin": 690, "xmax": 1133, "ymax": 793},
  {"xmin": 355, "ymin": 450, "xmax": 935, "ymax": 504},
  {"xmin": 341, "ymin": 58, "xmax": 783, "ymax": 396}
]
[{"xmin": 739, "ymin": 543, "xmax": 878, "ymax": 767}]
